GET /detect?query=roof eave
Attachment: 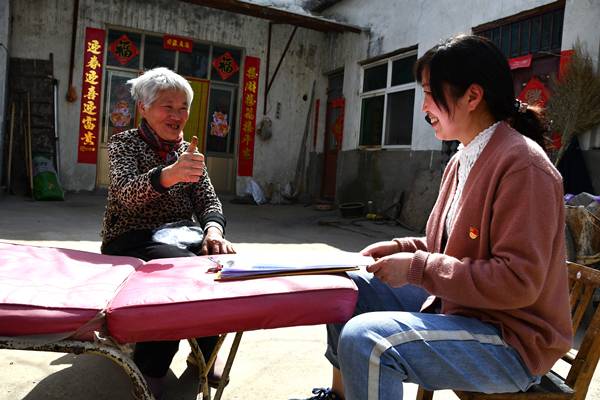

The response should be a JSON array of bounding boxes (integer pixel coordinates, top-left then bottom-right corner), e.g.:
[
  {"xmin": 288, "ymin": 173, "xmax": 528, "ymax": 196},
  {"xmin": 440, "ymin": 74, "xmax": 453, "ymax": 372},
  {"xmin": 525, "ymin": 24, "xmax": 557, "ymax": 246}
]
[
  {"xmin": 307, "ymin": 0, "xmax": 344, "ymax": 13},
  {"xmin": 179, "ymin": 0, "xmax": 364, "ymax": 33}
]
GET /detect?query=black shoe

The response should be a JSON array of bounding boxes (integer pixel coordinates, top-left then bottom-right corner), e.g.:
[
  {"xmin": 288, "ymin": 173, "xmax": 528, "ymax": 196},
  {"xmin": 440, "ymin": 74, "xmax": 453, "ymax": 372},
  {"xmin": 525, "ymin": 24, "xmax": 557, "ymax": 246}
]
[
  {"xmin": 142, "ymin": 374, "xmax": 165, "ymax": 400},
  {"xmin": 296, "ymin": 387, "xmax": 341, "ymax": 400}
]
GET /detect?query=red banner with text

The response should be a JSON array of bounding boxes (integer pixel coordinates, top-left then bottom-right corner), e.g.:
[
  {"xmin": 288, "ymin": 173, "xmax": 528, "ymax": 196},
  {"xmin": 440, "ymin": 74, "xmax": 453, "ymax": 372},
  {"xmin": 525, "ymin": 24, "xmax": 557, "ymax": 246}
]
[
  {"xmin": 508, "ymin": 54, "xmax": 532, "ymax": 70},
  {"xmin": 77, "ymin": 27, "xmax": 105, "ymax": 164},
  {"xmin": 163, "ymin": 34, "xmax": 193, "ymax": 53},
  {"xmin": 237, "ymin": 56, "xmax": 260, "ymax": 176}
]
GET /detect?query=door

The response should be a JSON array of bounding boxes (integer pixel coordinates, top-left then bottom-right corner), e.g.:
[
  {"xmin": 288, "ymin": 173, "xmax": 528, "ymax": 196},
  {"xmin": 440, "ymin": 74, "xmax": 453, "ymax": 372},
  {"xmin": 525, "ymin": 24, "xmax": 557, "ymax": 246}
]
[
  {"xmin": 205, "ymin": 84, "xmax": 237, "ymax": 193},
  {"xmin": 321, "ymin": 72, "xmax": 344, "ymax": 200},
  {"xmin": 97, "ymin": 69, "xmax": 138, "ymax": 187},
  {"xmin": 183, "ymin": 79, "xmax": 210, "ymax": 145}
]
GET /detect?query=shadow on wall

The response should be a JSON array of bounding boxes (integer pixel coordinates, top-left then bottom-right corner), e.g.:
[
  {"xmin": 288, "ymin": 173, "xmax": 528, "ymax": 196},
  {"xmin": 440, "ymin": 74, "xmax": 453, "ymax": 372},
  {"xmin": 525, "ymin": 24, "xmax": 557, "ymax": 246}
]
[
  {"xmin": 336, "ymin": 149, "xmax": 444, "ymax": 233},
  {"xmin": 398, "ymin": 168, "xmax": 442, "ymax": 232}
]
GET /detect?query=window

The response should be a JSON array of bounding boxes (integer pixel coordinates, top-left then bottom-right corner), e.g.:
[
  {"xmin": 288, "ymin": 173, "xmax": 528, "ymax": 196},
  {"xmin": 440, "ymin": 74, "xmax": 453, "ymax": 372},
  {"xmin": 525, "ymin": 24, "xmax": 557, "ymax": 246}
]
[
  {"xmin": 143, "ymin": 35, "xmax": 175, "ymax": 70},
  {"xmin": 478, "ymin": 7, "xmax": 564, "ymax": 58},
  {"xmin": 103, "ymin": 28, "xmax": 241, "ymax": 82},
  {"xmin": 359, "ymin": 50, "xmax": 417, "ymax": 147},
  {"xmin": 178, "ymin": 43, "xmax": 210, "ymax": 79},
  {"xmin": 363, "ymin": 63, "xmax": 387, "ymax": 92}
]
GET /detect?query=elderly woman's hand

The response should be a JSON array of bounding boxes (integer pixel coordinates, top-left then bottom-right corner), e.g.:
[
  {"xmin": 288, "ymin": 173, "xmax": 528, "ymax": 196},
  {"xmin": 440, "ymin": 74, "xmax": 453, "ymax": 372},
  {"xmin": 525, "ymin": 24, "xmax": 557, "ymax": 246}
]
[
  {"xmin": 201, "ymin": 227, "xmax": 235, "ymax": 255},
  {"xmin": 160, "ymin": 136, "xmax": 205, "ymax": 188}
]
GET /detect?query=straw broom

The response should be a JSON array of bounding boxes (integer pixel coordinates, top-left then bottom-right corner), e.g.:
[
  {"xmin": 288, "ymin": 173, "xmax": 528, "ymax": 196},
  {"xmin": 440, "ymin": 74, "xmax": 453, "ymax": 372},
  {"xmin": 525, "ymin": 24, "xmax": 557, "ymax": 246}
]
[{"xmin": 546, "ymin": 41, "xmax": 600, "ymax": 166}]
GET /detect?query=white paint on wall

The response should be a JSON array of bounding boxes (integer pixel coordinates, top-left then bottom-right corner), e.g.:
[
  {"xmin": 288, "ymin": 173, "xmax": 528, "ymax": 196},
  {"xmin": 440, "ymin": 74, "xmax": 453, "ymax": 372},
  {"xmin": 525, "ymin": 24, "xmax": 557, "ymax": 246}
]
[
  {"xmin": 562, "ymin": 0, "xmax": 600, "ymax": 65},
  {"xmin": 562, "ymin": 0, "xmax": 600, "ymax": 150},
  {"xmin": 251, "ymin": 24, "xmax": 327, "ymax": 191}
]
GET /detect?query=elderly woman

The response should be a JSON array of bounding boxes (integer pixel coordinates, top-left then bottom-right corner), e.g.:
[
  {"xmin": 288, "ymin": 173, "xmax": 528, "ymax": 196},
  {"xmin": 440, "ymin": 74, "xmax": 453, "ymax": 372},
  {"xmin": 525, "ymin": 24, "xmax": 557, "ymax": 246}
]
[{"xmin": 100, "ymin": 67, "xmax": 234, "ymax": 398}]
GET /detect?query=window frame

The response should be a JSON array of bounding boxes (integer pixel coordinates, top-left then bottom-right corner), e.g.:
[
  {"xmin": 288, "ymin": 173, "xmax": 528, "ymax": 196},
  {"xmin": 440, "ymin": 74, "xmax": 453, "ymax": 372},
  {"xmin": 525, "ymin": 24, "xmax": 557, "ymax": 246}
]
[
  {"xmin": 358, "ymin": 49, "xmax": 417, "ymax": 149},
  {"xmin": 474, "ymin": 2, "xmax": 564, "ymax": 58}
]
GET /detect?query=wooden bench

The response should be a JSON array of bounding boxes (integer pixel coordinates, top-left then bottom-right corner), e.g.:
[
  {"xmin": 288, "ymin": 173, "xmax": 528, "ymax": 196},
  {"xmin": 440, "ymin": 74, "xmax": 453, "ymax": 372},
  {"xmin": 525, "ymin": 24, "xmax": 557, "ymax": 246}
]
[{"xmin": 416, "ymin": 261, "xmax": 600, "ymax": 400}]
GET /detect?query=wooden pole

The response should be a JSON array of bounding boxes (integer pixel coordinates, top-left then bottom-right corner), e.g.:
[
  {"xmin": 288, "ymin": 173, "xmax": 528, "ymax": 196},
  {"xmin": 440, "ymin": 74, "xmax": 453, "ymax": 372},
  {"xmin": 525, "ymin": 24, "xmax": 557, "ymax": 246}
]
[
  {"xmin": 6, "ymin": 102, "xmax": 15, "ymax": 193},
  {"xmin": 263, "ymin": 22, "xmax": 272, "ymax": 116},
  {"xmin": 291, "ymin": 80, "xmax": 316, "ymax": 199},
  {"xmin": 26, "ymin": 92, "xmax": 34, "ymax": 196},
  {"xmin": 66, "ymin": 0, "xmax": 80, "ymax": 101}
]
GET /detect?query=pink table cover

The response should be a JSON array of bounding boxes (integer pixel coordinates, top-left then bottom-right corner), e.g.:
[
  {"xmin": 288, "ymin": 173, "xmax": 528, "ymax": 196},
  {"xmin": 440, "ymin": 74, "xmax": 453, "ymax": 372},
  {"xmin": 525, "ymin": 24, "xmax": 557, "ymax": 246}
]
[
  {"xmin": 0, "ymin": 242, "xmax": 140, "ymax": 337},
  {"xmin": 0, "ymin": 243, "xmax": 358, "ymax": 343},
  {"xmin": 107, "ymin": 256, "xmax": 358, "ymax": 343}
]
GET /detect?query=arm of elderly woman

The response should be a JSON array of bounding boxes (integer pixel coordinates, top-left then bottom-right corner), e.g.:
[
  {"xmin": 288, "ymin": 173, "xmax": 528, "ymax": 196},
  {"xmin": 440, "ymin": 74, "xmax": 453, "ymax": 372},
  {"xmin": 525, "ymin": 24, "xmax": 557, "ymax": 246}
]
[
  {"xmin": 108, "ymin": 134, "xmax": 206, "ymax": 210},
  {"xmin": 159, "ymin": 137, "xmax": 205, "ymax": 188},
  {"xmin": 108, "ymin": 134, "xmax": 165, "ymax": 210},
  {"xmin": 203, "ymin": 226, "xmax": 235, "ymax": 254},
  {"xmin": 108, "ymin": 132, "xmax": 234, "ymax": 253},
  {"xmin": 188, "ymin": 166, "xmax": 234, "ymax": 254},
  {"xmin": 169, "ymin": 137, "xmax": 234, "ymax": 255}
]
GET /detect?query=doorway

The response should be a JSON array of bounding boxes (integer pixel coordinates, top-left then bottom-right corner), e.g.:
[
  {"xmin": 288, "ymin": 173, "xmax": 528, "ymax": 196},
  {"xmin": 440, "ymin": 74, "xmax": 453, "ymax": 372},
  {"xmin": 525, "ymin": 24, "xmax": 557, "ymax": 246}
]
[
  {"xmin": 205, "ymin": 84, "xmax": 237, "ymax": 193},
  {"xmin": 321, "ymin": 71, "xmax": 344, "ymax": 200},
  {"xmin": 96, "ymin": 69, "xmax": 138, "ymax": 188}
]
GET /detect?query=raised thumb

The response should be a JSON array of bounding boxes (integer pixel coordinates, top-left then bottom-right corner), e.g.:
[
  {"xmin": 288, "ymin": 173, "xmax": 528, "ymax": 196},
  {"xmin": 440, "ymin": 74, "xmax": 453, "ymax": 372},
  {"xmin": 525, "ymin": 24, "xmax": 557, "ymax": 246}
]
[{"xmin": 186, "ymin": 136, "xmax": 198, "ymax": 153}]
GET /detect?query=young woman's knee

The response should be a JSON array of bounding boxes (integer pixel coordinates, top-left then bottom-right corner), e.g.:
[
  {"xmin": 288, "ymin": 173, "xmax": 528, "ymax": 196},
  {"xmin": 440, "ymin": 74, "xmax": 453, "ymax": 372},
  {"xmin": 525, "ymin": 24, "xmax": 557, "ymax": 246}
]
[{"xmin": 338, "ymin": 313, "xmax": 390, "ymax": 361}]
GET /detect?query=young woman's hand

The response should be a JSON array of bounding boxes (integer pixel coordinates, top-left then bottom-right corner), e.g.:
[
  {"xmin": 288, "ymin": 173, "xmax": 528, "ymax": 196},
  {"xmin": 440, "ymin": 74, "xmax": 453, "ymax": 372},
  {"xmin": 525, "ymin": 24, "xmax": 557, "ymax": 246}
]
[
  {"xmin": 201, "ymin": 227, "xmax": 235, "ymax": 255},
  {"xmin": 366, "ymin": 252, "xmax": 413, "ymax": 287},
  {"xmin": 360, "ymin": 240, "xmax": 400, "ymax": 259}
]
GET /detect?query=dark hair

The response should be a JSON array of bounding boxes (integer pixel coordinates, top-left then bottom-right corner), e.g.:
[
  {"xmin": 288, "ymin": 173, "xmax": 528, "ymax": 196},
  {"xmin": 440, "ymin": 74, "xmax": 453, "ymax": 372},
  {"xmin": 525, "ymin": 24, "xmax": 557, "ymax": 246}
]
[{"xmin": 414, "ymin": 34, "xmax": 547, "ymax": 149}]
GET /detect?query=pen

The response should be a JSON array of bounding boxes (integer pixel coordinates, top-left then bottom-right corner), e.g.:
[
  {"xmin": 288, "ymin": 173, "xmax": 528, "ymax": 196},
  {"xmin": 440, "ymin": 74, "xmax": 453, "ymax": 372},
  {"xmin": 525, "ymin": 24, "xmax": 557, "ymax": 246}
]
[{"xmin": 207, "ymin": 256, "xmax": 222, "ymax": 273}]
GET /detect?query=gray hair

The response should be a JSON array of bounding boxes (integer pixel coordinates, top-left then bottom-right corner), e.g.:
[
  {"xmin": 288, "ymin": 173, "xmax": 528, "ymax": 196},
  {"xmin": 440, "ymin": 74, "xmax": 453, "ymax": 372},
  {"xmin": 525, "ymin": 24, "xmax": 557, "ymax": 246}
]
[{"xmin": 127, "ymin": 67, "xmax": 193, "ymax": 108}]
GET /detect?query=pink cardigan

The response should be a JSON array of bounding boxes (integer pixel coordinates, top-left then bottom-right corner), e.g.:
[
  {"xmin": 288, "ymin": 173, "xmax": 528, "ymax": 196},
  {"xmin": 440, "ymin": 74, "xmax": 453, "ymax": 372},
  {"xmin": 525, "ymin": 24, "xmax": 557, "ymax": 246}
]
[{"xmin": 397, "ymin": 122, "xmax": 572, "ymax": 376}]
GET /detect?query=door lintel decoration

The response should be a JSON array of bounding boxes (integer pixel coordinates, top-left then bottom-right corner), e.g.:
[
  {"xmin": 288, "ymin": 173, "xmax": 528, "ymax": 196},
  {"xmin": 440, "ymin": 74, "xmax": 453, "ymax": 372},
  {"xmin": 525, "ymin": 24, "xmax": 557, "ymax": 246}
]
[
  {"xmin": 109, "ymin": 34, "xmax": 139, "ymax": 66},
  {"xmin": 212, "ymin": 51, "xmax": 240, "ymax": 81}
]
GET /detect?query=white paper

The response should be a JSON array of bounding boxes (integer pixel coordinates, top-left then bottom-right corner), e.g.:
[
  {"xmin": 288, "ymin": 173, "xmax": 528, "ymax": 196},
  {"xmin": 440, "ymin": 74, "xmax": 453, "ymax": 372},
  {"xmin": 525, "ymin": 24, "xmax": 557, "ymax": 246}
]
[{"xmin": 213, "ymin": 251, "xmax": 373, "ymax": 278}]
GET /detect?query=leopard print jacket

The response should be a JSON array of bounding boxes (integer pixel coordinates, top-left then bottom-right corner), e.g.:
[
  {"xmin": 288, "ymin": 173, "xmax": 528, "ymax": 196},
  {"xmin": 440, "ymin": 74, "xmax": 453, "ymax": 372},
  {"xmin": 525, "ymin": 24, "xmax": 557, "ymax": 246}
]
[{"xmin": 100, "ymin": 128, "xmax": 225, "ymax": 246}]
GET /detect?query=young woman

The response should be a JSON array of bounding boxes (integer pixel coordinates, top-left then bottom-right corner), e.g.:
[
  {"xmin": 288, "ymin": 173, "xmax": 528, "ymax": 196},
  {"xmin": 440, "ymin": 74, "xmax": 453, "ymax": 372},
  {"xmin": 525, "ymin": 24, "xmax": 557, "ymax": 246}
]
[{"xmin": 305, "ymin": 34, "xmax": 572, "ymax": 400}]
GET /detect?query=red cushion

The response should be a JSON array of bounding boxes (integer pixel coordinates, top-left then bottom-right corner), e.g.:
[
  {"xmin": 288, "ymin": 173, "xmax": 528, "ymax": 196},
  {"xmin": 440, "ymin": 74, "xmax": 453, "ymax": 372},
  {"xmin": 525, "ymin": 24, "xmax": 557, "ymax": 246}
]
[
  {"xmin": 107, "ymin": 256, "xmax": 358, "ymax": 343},
  {"xmin": 0, "ymin": 242, "xmax": 141, "ymax": 338}
]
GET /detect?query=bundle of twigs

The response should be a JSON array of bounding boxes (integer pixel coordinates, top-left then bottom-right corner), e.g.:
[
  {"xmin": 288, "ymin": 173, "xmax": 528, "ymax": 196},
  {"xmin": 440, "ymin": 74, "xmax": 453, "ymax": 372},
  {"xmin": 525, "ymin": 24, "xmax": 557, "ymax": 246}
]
[{"xmin": 546, "ymin": 41, "xmax": 600, "ymax": 166}]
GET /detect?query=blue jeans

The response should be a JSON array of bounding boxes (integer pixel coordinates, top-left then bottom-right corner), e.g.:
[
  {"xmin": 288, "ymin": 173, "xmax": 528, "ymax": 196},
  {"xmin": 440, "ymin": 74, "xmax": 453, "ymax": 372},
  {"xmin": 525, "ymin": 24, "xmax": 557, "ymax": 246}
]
[{"xmin": 326, "ymin": 270, "xmax": 539, "ymax": 400}]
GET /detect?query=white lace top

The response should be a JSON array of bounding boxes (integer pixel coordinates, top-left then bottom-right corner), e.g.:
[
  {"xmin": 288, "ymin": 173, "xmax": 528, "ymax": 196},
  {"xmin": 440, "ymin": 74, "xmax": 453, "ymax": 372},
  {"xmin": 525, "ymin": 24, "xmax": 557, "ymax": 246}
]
[{"xmin": 445, "ymin": 121, "xmax": 501, "ymax": 235}]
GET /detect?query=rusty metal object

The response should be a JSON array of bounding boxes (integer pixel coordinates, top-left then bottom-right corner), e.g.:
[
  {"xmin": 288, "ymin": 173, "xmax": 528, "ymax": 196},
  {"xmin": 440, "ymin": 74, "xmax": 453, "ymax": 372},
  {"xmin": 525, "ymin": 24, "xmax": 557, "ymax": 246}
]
[
  {"xmin": 0, "ymin": 336, "xmax": 155, "ymax": 400},
  {"xmin": 565, "ymin": 205, "xmax": 600, "ymax": 266},
  {"xmin": 1, "ymin": 331, "xmax": 245, "ymax": 400}
]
